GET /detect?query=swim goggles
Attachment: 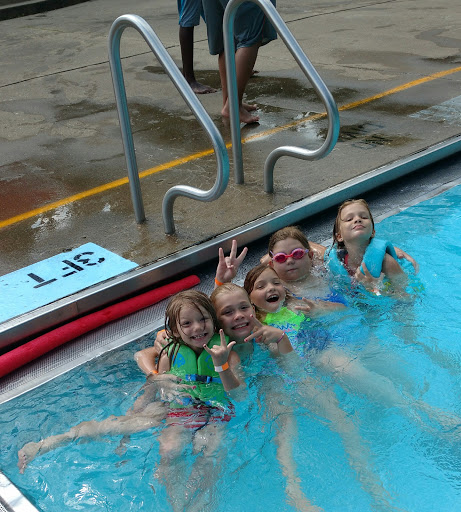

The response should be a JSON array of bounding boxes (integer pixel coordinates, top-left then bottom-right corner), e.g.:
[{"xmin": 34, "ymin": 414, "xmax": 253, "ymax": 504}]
[{"xmin": 270, "ymin": 248, "xmax": 308, "ymax": 264}]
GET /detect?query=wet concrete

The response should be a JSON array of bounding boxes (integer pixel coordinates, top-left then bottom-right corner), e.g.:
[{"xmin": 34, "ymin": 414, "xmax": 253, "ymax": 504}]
[{"xmin": 0, "ymin": 0, "xmax": 460, "ymax": 279}]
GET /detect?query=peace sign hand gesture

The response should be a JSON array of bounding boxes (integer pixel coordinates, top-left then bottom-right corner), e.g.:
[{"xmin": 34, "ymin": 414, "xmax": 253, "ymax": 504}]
[
  {"xmin": 244, "ymin": 315, "xmax": 293, "ymax": 354},
  {"xmin": 215, "ymin": 239, "xmax": 248, "ymax": 285}
]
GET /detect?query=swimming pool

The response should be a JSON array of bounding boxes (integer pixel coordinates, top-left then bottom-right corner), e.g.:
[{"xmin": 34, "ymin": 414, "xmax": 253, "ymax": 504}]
[{"xmin": 2, "ymin": 183, "xmax": 461, "ymax": 511}]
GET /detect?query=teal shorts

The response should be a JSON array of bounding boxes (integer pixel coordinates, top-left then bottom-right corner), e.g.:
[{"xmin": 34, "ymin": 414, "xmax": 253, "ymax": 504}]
[
  {"xmin": 177, "ymin": 0, "xmax": 203, "ymax": 27},
  {"xmin": 202, "ymin": 0, "xmax": 277, "ymax": 55}
]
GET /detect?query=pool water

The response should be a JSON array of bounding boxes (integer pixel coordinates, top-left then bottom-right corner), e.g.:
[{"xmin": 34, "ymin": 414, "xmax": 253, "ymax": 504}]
[{"xmin": 1, "ymin": 185, "xmax": 461, "ymax": 512}]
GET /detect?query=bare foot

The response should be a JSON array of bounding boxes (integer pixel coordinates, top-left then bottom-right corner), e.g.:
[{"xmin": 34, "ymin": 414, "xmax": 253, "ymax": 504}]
[
  {"xmin": 18, "ymin": 441, "xmax": 43, "ymax": 473},
  {"xmin": 251, "ymin": 69, "xmax": 259, "ymax": 76},
  {"xmin": 243, "ymin": 102, "xmax": 258, "ymax": 112},
  {"xmin": 188, "ymin": 80, "xmax": 217, "ymax": 95},
  {"xmin": 222, "ymin": 104, "xmax": 259, "ymax": 125}
]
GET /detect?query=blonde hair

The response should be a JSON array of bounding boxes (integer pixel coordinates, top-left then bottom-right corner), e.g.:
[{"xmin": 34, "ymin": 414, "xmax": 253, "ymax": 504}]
[{"xmin": 210, "ymin": 283, "xmax": 250, "ymax": 307}]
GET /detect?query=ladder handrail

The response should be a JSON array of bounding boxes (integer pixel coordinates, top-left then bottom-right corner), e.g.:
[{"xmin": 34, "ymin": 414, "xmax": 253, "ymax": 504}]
[
  {"xmin": 108, "ymin": 14, "xmax": 229, "ymax": 234},
  {"xmin": 223, "ymin": 0, "xmax": 340, "ymax": 191}
]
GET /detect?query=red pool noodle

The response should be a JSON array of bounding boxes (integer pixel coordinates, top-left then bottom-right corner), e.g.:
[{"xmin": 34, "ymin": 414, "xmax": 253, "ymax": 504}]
[{"xmin": 0, "ymin": 275, "xmax": 200, "ymax": 379}]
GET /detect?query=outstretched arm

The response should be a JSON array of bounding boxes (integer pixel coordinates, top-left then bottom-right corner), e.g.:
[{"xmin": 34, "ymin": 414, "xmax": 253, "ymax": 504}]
[
  {"xmin": 244, "ymin": 315, "xmax": 294, "ymax": 355},
  {"xmin": 215, "ymin": 239, "xmax": 248, "ymax": 286},
  {"xmin": 292, "ymin": 297, "xmax": 346, "ymax": 316},
  {"xmin": 394, "ymin": 246, "xmax": 419, "ymax": 273}
]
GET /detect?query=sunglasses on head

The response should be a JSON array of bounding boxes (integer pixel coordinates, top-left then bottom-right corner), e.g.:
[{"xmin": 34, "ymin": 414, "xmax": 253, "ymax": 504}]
[{"xmin": 270, "ymin": 248, "xmax": 308, "ymax": 264}]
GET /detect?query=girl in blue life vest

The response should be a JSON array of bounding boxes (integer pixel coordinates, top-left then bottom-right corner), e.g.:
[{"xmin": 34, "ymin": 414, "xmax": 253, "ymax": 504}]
[{"xmin": 325, "ymin": 199, "xmax": 408, "ymax": 295}]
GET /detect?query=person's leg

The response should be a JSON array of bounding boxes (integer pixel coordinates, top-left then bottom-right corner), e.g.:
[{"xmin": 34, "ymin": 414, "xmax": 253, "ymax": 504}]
[
  {"xmin": 178, "ymin": 0, "xmax": 216, "ymax": 94},
  {"xmin": 266, "ymin": 392, "xmax": 322, "ymax": 512},
  {"xmin": 179, "ymin": 25, "xmax": 216, "ymax": 94},
  {"xmin": 296, "ymin": 375, "xmax": 394, "ymax": 510},
  {"xmin": 18, "ymin": 403, "xmax": 167, "ymax": 473},
  {"xmin": 219, "ymin": 44, "xmax": 261, "ymax": 124},
  {"xmin": 186, "ymin": 423, "xmax": 227, "ymax": 512},
  {"xmin": 155, "ymin": 422, "xmax": 193, "ymax": 512}
]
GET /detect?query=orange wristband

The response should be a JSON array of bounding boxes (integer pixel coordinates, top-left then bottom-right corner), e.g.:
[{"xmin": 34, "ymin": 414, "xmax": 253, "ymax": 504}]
[
  {"xmin": 215, "ymin": 278, "xmax": 224, "ymax": 286},
  {"xmin": 214, "ymin": 361, "xmax": 229, "ymax": 372}
]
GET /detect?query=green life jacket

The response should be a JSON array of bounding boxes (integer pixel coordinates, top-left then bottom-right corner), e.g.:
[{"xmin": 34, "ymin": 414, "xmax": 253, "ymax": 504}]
[{"xmin": 167, "ymin": 333, "xmax": 228, "ymax": 407}]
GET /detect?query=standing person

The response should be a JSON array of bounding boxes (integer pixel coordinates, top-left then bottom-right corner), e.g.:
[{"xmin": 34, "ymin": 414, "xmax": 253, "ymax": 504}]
[
  {"xmin": 202, "ymin": 0, "xmax": 277, "ymax": 124},
  {"xmin": 177, "ymin": 0, "xmax": 217, "ymax": 94}
]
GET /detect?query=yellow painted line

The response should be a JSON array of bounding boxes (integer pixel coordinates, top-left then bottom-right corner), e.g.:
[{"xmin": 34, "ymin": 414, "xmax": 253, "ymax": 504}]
[{"xmin": 2, "ymin": 65, "xmax": 461, "ymax": 230}]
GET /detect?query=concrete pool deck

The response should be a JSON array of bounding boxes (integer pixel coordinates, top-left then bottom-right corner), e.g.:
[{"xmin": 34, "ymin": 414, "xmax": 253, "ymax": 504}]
[{"xmin": 1, "ymin": 0, "xmax": 460, "ymax": 275}]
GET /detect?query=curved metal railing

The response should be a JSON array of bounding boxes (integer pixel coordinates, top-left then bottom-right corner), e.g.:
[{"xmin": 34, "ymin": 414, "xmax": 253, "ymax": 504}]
[
  {"xmin": 223, "ymin": 0, "xmax": 340, "ymax": 192},
  {"xmin": 108, "ymin": 14, "xmax": 229, "ymax": 234}
]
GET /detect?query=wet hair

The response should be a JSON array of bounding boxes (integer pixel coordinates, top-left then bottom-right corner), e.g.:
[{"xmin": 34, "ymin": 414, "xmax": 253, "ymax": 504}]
[
  {"xmin": 210, "ymin": 283, "xmax": 251, "ymax": 309},
  {"xmin": 210, "ymin": 283, "xmax": 252, "ymax": 329},
  {"xmin": 332, "ymin": 199, "xmax": 375, "ymax": 249},
  {"xmin": 244, "ymin": 265, "xmax": 290, "ymax": 320},
  {"xmin": 268, "ymin": 226, "xmax": 310, "ymax": 254},
  {"xmin": 156, "ymin": 290, "xmax": 218, "ymax": 372},
  {"xmin": 243, "ymin": 264, "xmax": 274, "ymax": 297}
]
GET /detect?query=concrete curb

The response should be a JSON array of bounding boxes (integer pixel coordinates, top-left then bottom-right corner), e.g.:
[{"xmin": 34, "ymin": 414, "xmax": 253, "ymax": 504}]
[{"xmin": 0, "ymin": 0, "xmax": 89, "ymax": 21}]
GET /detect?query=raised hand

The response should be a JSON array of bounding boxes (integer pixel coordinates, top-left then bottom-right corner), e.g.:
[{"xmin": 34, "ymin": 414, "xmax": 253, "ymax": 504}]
[
  {"xmin": 203, "ymin": 329, "xmax": 236, "ymax": 366},
  {"xmin": 215, "ymin": 239, "xmax": 248, "ymax": 284},
  {"xmin": 153, "ymin": 329, "xmax": 171, "ymax": 353}
]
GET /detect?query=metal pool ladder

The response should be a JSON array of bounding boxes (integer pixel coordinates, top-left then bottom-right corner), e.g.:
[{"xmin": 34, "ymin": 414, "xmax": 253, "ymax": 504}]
[
  {"xmin": 108, "ymin": 15, "xmax": 229, "ymax": 234},
  {"xmin": 223, "ymin": 0, "xmax": 340, "ymax": 191}
]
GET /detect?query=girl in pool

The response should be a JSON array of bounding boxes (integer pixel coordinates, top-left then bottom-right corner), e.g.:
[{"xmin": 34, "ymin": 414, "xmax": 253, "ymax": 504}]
[
  {"xmin": 244, "ymin": 264, "xmax": 461, "ymax": 433},
  {"xmin": 146, "ymin": 290, "xmax": 244, "ymax": 512},
  {"xmin": 217, "ymin": 232, "xmax": 347, "ymax": 313},
  {"xmin": 19, "ymin": 291, "xmax": 242, "ymax": 511},
  {"xmin": 210, "ymin": 282, "xmax": 397, "ymax": 511},
  {"xmin": 260, "ymin": 225, "xmax": 417, "ymax": 298},
  {"xmin": 325, "ymin": 198, "xmax": 408, "ymax": 294}
]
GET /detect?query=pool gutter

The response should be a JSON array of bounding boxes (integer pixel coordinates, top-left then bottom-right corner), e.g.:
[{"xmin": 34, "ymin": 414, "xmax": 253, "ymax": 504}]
[
  {"xmin": 1, "ymin": 134, "xmax": 461, "ymax": 349},
  {"xmin": 0, "ymin": 472, "xmax": 40, "ymax": 512}
]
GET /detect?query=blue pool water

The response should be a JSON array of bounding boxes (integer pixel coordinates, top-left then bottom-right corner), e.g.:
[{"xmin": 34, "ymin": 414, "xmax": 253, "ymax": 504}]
[{"xmin": 1, "ymin": 185, "xmax": 460, "ymax": 511}]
